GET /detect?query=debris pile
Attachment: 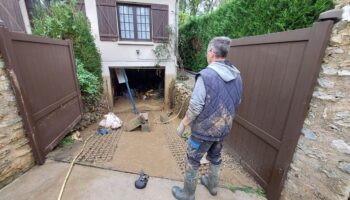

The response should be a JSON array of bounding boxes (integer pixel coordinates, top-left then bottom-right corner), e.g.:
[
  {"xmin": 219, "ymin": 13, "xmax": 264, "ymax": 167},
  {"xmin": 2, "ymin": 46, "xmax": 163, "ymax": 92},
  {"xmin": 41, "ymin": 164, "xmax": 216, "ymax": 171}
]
[{"xmin": 126, "ymin": 112, "xmax": 150, "ymax": 132}]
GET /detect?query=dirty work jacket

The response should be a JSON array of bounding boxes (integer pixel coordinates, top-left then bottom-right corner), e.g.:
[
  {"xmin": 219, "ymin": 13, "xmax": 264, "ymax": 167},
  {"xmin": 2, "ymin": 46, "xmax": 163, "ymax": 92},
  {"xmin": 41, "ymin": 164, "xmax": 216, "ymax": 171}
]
[{"xmin": 191, "ymin": 66, "xmax": 242, "ymax": 142}]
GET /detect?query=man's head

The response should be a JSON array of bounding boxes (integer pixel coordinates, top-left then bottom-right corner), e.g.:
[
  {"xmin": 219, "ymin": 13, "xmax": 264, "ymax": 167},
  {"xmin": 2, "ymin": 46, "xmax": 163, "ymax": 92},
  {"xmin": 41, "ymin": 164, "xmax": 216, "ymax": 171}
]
[{"xmin": 207, "ymin": 36, "xmax": 231, "ymax": 64}]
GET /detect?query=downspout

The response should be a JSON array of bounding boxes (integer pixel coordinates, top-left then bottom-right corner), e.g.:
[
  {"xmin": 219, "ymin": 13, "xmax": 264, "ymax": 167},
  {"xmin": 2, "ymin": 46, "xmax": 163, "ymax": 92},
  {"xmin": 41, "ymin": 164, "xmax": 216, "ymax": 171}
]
[{"xmin": 175, "ymin": 0, "xmax": 179, "ymax": 64}]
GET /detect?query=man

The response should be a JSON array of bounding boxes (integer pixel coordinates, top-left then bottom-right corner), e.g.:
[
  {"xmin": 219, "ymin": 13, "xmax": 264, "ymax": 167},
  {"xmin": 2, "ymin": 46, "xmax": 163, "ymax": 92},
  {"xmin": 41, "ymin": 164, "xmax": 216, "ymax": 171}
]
[{"xmin": 172, "ymin": 37, "xmax": 243, "ymax": 200}]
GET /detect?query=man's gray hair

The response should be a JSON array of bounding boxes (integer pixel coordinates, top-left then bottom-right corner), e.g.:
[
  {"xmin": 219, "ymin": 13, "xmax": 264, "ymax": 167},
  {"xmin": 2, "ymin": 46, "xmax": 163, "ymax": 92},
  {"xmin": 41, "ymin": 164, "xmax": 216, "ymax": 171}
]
[{"xmin": 207, "ymin": 37, "xmax": 231, "ymax": 58}]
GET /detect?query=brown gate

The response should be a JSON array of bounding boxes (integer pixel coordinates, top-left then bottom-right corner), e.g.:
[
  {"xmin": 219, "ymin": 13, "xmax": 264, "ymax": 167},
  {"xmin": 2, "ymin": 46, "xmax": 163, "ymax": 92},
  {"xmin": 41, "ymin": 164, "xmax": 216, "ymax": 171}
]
[
  {"xmin": 0, "ymin": 23, "xmax": 83, "ymax": 164},
  {"xmin": 225, "ymin": 11, "xmax": 341, "ymax": 200}
]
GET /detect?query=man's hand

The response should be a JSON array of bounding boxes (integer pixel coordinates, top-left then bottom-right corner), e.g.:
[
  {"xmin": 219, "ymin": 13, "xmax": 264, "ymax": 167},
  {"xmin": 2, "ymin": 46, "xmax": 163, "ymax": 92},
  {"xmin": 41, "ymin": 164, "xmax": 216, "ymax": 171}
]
[
  {"xmin": 176, "ymin": 116, "xmax": 192, "ymax": 139},
  {"xmin": 176, "ymin": 121, "xmax": 186, "ymax": 139}
]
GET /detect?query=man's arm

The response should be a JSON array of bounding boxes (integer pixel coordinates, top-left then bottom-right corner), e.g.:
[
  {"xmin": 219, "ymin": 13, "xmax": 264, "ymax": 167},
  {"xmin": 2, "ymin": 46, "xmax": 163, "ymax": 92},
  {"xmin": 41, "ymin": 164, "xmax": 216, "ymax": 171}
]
[
  {"xmin": 177, "ymin": 76, "xmax": 206, "ymax": 137},
  {"xmin": 183, "ymin": 76, "xmax": 206, "ymax": 125}
]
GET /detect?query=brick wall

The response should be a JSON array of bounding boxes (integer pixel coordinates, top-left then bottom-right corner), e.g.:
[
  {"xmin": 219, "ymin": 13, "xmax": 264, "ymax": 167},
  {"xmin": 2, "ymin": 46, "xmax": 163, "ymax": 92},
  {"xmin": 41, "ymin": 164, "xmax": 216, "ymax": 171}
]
[
  {"xmin": 281, "ymin": 2, "xmax": 350, "ymax": 200},
  {"xmin": 0, "ymin": 53, "xmax": 34, "ymax": 189}
]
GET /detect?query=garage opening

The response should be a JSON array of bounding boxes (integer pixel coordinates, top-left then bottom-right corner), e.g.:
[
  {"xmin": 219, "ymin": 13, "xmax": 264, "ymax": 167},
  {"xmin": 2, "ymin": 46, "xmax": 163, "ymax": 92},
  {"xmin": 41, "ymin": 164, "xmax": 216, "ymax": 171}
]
[{"xmin": 110, "ymin": 67, "xmax": 165, "ymax": 105}]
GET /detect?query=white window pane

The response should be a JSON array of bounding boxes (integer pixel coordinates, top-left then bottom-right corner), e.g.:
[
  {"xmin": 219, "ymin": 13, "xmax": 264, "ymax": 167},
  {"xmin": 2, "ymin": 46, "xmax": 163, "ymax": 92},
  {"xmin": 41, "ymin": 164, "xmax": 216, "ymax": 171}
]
[
  {"xmin": 129, "ymin": 7, "xmax": 132, "ymax": 14},
  {"xmin": 119, "ymin": 6, "xmax": 123, "ymax": 14},
  {"xmin": 145, "ymin": 17, "xmax": 149, "ymax": 23},
  {"xmin": 146, "ymin": 25, "xmax": 150, "ymax": 31},
  {"xmin": 146, "ymin": 32, "xmax": 150, "ymax": 39},
  {"xmin": 136, "ymin": 8, "xmax": 140, "ymax": 15},
  {"xmin": 142, "ymin": 24, "xmax": 146, "ymax": 31},
  {"xmin": 137, "ymin": 16, "xmax": 140, "ymax": 23},
  {"xmin": 121, "ymin": 31, "xmax": 125, "ymax": 38},
  {"xmin": 131, "ymin": 31, "xmax": 135, "ymax": 39},
  {"xmin": 145, "ymin": 8, "xmax": 149, "ymax": 15},
  {"xmin": 130, "ymin": 24, "xmax": 134, "ymax": 31},
  {"xmin": 129, "ymin": 15, "xmax": 133, "ymax": 23},
  {"xmin": 138, "ymin": 32, "xmax": 142, "ymax": 39},
  {"xmin": 137, "ymin": 24, "xmax": 141, "ymax": 30}
]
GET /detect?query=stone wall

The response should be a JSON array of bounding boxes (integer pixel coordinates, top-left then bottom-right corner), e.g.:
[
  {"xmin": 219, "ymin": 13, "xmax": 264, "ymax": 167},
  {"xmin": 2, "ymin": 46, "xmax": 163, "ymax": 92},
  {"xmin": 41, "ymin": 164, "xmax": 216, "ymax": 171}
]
[
  {"xmin": 173, "ymin": 82, "xmax": 192, "ymax": 119},
  {"xmin": 0, "ymin": 54, "xmax": 34, "ymax": 189},
  {"xmin": 281, "ymin": 2, "xmax": 350, "ymax": 200}
]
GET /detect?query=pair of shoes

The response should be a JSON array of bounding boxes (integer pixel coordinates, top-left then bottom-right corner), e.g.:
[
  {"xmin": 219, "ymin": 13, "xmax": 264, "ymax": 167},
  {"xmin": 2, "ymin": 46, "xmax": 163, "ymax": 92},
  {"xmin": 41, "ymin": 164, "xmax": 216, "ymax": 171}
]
[
  {"xmin": 172, "ymin": 164, "xmax": 220, "ymax": 200},
  {"xmin": 135, "ymin": 171, "xmax": 149, "ymax": 189}
]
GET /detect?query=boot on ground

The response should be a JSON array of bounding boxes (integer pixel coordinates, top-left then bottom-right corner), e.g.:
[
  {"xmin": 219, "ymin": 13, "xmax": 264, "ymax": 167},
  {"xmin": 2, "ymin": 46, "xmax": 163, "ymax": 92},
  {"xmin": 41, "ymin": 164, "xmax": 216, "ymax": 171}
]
[
  {"xmin": 200, "ymin": 164, "xmax": 220, "ymax": 196},
  {"xmin": 172, "ymin": 168, "xmax": 198, "ymax": 200}
]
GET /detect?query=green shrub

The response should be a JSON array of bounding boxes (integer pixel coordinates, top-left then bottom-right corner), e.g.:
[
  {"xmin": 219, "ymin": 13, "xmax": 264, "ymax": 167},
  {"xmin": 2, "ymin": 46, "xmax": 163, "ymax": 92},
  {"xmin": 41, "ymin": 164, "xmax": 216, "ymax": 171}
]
[
  {"xmin": 32, "ymin": 0, "xmax": 102, "ymax": 79},
  {"xmin": 76, "ymin": 59, "xmax": 101, "ymax": 104},
  {"xmin": 179, "ymin": 0, "xmax": 334, "ymax": 72}
]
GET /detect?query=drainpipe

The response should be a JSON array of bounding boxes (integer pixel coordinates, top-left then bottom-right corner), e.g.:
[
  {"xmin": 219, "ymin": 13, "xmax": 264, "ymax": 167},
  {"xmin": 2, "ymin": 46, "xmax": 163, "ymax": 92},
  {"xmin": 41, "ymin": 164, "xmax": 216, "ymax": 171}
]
[{"xmin": 175, "ymin": 0, "xmax": 179, "ymax": 63}]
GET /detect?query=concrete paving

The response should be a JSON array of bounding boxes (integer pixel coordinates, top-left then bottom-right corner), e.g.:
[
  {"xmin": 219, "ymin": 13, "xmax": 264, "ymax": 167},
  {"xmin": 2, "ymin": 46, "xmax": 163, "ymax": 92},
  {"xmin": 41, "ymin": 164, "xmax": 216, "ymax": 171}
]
[{"xmin": 0, "ymin": 160, "xmax": 264, "ymax": 200}]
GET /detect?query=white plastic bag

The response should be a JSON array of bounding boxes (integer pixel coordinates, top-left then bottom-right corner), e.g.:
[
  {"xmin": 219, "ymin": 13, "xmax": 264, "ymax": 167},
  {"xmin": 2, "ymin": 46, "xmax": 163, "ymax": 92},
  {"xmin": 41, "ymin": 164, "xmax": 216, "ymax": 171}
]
[{"xmin": 99, "ymin": 112, "xmax": 123, "ymax": 129}]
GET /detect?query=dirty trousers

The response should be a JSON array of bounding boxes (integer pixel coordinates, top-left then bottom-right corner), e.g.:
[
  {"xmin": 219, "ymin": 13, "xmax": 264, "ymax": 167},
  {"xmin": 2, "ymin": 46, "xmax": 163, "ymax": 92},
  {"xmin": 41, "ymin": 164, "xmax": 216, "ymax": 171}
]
[{"xmin": 186, "ymin": 135, "xmax": 223, "ymax": 170}]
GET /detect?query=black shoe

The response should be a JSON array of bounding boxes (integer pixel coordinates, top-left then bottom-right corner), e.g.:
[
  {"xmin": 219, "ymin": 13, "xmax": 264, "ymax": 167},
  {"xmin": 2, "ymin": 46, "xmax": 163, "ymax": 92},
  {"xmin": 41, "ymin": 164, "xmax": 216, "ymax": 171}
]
[{"xmin": 135, "ymin": 171, "xmax": 149, "ymax": 189}]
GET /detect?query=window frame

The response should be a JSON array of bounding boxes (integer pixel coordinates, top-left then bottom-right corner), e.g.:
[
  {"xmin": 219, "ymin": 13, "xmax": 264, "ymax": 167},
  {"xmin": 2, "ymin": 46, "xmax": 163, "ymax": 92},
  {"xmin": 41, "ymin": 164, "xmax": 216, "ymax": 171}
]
[{"xmin": 117, "ymin": 3, "xmax": 152, "ymax": 42}]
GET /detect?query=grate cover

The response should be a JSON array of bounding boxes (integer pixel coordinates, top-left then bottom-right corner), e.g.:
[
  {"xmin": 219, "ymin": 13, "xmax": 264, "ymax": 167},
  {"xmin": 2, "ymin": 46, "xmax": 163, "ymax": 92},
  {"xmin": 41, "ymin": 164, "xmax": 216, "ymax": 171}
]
[
  {"xmin": 163, "ymin": 122, "xmax": 242, "ymax": 177},
  {"xmin": 163, "ymin": 123, "xmax": 209, "ymax": 176},
  {"xmin": 77, "ymin": 129, "xmax": 122, "ymax": 163}
]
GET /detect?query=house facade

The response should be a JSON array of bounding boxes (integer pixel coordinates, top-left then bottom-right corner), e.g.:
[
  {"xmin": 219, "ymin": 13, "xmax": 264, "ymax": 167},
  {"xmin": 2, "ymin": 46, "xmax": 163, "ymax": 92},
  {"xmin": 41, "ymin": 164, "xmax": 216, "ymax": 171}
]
[
  {"xmin": 2, "ymin": 0, "xmax": 178, "ymax": 107},
  {"xmin": 83, "ymin": 0, "xmax": 178, "ymax": 106}
]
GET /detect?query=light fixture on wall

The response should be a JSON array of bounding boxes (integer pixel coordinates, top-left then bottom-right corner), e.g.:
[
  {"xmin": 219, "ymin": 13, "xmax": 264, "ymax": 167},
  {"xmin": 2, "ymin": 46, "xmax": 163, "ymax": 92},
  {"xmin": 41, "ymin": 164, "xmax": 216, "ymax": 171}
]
[{"xmin": 136, "ymin": 49, "xmax": 140, "ymax": 55}]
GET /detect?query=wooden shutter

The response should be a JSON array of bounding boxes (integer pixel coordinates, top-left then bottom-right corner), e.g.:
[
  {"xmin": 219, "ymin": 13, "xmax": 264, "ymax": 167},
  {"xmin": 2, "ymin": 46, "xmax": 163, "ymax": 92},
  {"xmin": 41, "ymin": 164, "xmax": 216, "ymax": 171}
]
[
  {"xmin": 0, "ymin": 0, "xmax": 26, "ymax": 33},
  {"xmin": 96, "ymin": 0, "xmax": 118, "ymax": 41},
  {"xmin": 76, "ymin": 0, "xmax": 86, "ymax": 13},
  {"xmin": 151, "ymin": 4, "xmax": 169, "ymax": 43}
]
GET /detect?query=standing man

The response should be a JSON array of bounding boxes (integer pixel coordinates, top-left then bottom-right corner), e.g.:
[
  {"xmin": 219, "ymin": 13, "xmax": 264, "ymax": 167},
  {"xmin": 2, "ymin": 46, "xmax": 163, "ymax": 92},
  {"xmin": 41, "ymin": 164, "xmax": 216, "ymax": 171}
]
[{"xmin": 172, "ymin": 37, "xmax": 243, "ymax": 200}]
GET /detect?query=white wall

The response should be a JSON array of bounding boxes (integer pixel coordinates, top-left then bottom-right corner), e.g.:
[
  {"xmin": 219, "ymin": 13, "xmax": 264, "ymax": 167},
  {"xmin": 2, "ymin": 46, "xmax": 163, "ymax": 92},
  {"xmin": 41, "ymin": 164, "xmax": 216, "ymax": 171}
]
[
  {"xmin": 19, "ymin": 0, "xmax": 32, "ymax": 34},
  {"xmin": 84, "ymin": 0, "xmax": 178, "ymax": 105}
]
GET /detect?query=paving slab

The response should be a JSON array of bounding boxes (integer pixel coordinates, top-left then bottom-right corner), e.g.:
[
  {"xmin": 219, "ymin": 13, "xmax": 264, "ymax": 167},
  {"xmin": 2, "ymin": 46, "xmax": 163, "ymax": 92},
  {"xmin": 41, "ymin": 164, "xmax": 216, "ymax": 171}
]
[{"xmin": 0, "ymin": 160, "xmax": 264, "ymax": 200}]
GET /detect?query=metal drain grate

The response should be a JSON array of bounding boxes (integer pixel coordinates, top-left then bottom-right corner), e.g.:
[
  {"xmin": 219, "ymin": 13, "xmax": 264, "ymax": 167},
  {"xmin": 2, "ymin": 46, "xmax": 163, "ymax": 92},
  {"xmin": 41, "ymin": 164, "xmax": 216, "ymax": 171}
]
[{"xmin": 77, "ymin": 129, "xmax": 122, "ymax": 163}]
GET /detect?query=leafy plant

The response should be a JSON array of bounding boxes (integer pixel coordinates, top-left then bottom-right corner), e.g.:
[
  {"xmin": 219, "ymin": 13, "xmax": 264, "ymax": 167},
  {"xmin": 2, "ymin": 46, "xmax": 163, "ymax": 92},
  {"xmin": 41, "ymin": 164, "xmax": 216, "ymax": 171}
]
[
  {"xmin": 76, "ymin": 59, "xmax": 101, "ymax": 104},
  {"xmin": 58, "ymin": 135, "xmax": 74, "ymax": 147},
  {"xmin": 227, "ymin": 186, "xmax": 266, "ymax": 197},
  {"xmin": 32, "ymin": 0, "xmax": 102, "ymax": 80},
  {"xmin": 179, "ymin": 0, "xmax": 334, "ymax": 72}
]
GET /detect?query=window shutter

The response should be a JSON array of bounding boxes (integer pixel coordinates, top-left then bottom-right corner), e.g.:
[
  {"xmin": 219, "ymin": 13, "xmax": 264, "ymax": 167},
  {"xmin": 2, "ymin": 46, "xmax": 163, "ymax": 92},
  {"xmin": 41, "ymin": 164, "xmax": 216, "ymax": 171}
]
[
  {"xmin": 0, "ymin": 0, "xmax": 26, "ymax": 33},
  {"xmin": 96, "ymin": 0, "xmax": 118, "ymax": 41},
  {"xmin": 151, "ymin": 4, "xmax": 169, "ymax": 43},
  {"xmin": 76, "ymin": 0, "xmax": 85, "ymax": 13}
]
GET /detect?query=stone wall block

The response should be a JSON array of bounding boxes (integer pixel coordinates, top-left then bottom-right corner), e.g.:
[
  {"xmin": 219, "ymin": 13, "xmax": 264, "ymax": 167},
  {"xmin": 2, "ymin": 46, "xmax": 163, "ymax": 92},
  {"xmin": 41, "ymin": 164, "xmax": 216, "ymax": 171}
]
[
  {"xmin": 322, "ymin": 64, "xmax": 338, "ymax": 75},
  {"xmin": 317, "ymin": 78, "xmax": 335, "ymax": 88},
  {"xmin": 0, "ymin": 54, "xmax": 34, "ymax": 189}
]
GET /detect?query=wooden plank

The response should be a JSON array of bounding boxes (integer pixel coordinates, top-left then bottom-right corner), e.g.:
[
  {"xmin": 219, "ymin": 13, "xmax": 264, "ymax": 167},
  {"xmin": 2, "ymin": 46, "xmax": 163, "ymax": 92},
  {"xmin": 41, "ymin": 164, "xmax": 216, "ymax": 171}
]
[{"xmin": 125, "ymin": 115, "xmax": 143, "ymax": 131}]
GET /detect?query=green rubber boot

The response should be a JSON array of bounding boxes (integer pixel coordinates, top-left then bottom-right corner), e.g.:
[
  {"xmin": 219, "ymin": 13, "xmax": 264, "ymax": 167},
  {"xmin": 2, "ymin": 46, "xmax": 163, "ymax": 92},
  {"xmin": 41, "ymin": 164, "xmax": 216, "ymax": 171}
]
[
  {"xmin": 200, "ymin": 164, "xmax": 220, "ymax": 196},
  {"xmin": 172, "ymin": 169, "xmax": 198, "ymax": 200}
]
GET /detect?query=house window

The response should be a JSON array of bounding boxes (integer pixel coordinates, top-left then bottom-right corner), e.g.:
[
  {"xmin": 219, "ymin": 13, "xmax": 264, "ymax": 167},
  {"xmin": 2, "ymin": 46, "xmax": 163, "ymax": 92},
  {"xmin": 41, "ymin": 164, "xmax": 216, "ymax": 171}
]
[{"xmin": 118, "ymin": 4, "xmax": 151, "ymax": 41}]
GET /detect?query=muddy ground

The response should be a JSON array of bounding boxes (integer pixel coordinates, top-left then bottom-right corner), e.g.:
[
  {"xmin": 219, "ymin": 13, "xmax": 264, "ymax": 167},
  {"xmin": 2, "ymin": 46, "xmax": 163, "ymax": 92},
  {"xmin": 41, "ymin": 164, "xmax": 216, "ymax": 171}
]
[{"xmin": 48, "ymin": 98, "xmax": 263, "ymax": 197}]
